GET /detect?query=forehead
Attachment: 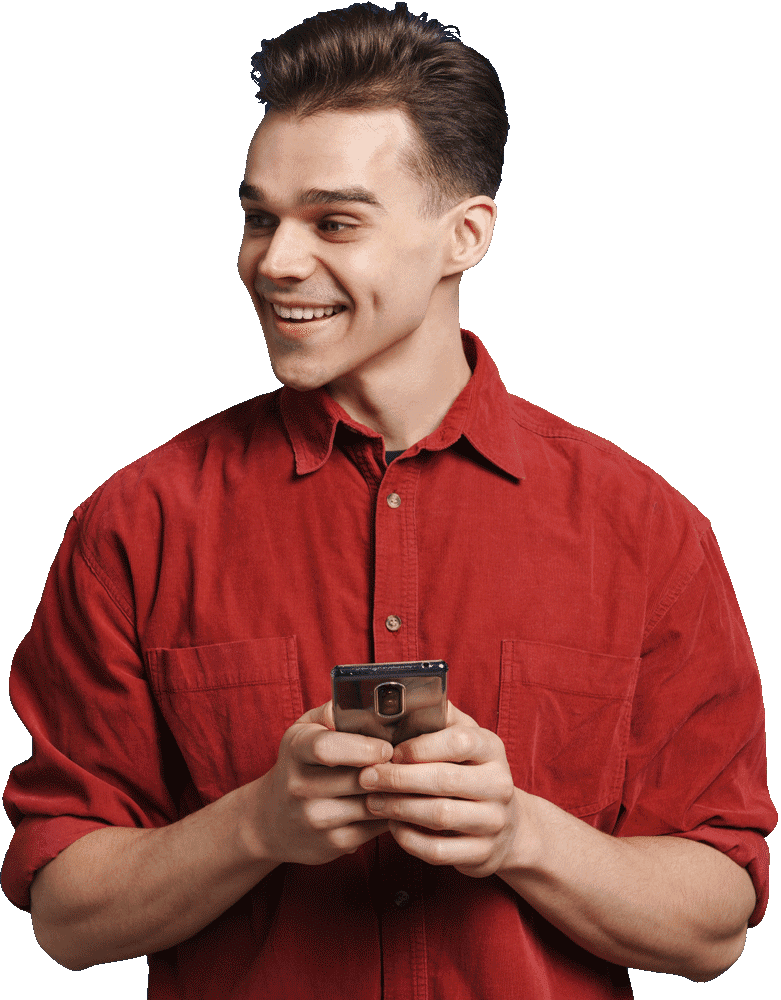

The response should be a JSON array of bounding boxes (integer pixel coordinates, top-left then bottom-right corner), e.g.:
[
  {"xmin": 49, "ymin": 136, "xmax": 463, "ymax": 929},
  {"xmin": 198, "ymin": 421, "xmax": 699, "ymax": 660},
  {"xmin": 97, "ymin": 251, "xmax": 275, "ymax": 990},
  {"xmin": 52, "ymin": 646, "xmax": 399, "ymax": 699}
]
[{"xmin": 243, "ymin": 108, "xmax": 423, "ymax": 206}]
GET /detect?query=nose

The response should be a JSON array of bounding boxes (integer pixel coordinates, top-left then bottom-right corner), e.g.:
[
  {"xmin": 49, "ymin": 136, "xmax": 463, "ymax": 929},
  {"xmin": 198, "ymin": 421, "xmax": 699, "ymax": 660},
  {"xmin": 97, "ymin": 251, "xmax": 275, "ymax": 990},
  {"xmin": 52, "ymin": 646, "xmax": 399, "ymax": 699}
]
[{"xmin": 257, "ymin": 220, "xmax": 316, "ymax": 284}]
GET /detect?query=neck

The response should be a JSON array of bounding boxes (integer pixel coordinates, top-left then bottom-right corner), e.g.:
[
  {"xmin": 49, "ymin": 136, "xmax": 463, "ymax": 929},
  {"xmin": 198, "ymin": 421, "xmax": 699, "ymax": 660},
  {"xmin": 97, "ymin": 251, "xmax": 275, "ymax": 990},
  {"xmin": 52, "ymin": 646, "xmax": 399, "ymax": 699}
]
[{"xmin": 326, "ymin": 319, "xmax": 471, "ymax": 453}]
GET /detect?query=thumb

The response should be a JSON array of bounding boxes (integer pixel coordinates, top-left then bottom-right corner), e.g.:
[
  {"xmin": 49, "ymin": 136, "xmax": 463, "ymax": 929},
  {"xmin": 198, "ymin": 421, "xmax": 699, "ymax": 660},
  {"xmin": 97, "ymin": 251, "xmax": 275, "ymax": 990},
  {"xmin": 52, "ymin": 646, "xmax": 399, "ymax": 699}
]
[{"xmin": 296, "ymin": 700, "xmax": 336, "ymax": 730}]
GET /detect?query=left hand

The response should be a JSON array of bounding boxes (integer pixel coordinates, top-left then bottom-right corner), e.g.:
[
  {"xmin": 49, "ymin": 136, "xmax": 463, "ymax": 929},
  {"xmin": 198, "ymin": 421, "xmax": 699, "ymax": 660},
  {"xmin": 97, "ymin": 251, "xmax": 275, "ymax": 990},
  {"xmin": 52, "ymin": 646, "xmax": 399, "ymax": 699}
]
[{"xmin": 358, "ymin": 703, "xmax": 521, "ymax": 877}]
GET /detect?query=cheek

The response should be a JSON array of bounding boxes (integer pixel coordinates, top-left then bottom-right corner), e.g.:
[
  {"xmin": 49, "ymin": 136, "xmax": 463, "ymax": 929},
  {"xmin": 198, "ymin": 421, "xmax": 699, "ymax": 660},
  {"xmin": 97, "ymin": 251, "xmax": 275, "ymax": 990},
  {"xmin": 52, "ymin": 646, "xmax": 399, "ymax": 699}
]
[
  {"xmin": 237, "ymin": 241, "xmax": 257, "ymax": 287},
  {"xmin": 392, "ymin": 248, "xmax": 444, "ymax": 313},
  {"xmin": 395, "ymin": 231, "xmax": 444, "ymax": 283},
  {"xmin": 353, "ymin": 247, "xmax": 436, "ymax": 307}
]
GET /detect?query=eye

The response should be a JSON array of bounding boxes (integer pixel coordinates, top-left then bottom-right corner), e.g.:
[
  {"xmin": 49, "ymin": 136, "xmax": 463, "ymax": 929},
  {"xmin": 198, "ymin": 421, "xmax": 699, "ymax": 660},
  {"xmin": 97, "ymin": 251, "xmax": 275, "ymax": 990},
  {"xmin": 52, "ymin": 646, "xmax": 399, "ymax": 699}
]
[
  {"xmin": 244, "ymin": 212, "xmax": 276, "ymax": 230},
  {"xmin": 319, "ymin": 219, "xmax": 354, "ymax": 234}
]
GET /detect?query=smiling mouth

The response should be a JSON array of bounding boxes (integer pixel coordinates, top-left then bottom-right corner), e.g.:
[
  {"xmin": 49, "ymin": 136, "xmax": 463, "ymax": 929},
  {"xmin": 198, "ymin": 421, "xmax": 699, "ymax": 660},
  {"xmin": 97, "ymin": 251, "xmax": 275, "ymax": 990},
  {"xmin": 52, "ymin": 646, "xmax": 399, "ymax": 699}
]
[{"xmin": 270, "ymin": 302, "xmax": 348, "ymax": 322}]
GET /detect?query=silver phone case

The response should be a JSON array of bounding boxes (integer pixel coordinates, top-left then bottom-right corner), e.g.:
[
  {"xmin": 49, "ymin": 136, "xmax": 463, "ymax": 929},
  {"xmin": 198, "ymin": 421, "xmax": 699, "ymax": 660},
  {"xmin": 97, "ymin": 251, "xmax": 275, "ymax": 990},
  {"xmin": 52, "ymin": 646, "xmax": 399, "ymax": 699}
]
[{"xmin": 331, "ymin": 660, "xmax": 448, "ymax": 745}]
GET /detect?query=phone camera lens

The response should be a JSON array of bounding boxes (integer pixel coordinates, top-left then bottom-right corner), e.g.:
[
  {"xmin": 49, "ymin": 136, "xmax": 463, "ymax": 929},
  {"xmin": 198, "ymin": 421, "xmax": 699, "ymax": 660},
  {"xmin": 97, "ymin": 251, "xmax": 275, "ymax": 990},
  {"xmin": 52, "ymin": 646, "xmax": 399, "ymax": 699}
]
[{"xmin": 376, "ymin": 683, "xmax": 403, "ymax": 717}]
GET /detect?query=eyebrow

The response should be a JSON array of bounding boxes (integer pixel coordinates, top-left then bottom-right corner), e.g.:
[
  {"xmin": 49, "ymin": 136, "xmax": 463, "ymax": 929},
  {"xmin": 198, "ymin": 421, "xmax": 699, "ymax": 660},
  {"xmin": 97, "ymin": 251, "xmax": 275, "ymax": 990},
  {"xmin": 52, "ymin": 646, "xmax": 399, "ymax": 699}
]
[{"xmin": 238, "ymin": 181, "xmax": 385, "ymax": 212}]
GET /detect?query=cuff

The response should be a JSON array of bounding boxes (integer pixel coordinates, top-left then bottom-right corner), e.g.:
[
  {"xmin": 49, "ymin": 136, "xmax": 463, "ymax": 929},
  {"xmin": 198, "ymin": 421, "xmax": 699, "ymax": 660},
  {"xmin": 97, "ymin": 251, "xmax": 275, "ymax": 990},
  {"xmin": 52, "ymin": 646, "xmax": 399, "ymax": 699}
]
[
  {"xmin": 2, "ymin": 815, "xmax": 110, "ymax": 911},
  {"xmin": 669, "ymin": 825, "xmax": 770, "ymax": 927}
]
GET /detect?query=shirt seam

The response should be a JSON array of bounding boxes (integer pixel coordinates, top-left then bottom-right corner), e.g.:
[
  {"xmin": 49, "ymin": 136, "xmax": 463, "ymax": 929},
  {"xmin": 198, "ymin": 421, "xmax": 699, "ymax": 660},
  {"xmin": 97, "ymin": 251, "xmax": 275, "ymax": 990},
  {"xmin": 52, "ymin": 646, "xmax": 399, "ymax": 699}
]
[
  {"xmin": 510, "ymin": 411, "xmax": 629, "ymax": 460},
  {"xmin": 75, "ymin": 518, "xmax": 135, "ymax": 627},
  {"xmin": 68, "ymin": 401, "xmax": 274, "ymax": 627},
  {"xmin": 641, "ymin": 522, "xmax": 710, "ymax": 642}
]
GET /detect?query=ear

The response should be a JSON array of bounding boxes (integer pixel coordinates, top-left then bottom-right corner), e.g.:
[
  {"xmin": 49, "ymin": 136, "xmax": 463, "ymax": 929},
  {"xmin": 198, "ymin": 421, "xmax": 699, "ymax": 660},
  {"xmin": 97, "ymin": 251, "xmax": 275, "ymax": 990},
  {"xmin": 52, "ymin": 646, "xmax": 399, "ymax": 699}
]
[{"xmin": 442, "ymin": 196, "xmax": 497, "ymax": 277}]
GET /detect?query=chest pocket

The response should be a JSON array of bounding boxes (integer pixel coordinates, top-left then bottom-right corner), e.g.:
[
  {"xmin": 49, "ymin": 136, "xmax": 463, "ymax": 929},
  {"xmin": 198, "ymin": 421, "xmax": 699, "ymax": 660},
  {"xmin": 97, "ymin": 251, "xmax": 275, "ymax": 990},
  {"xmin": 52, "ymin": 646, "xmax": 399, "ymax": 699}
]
[
  {"xmin": 498, "ymin": 639, "xmax": 640, "ymax": 817},
  {"xmin": 147, "ymin": 636, "xmax": 302, "ymax": 805}
]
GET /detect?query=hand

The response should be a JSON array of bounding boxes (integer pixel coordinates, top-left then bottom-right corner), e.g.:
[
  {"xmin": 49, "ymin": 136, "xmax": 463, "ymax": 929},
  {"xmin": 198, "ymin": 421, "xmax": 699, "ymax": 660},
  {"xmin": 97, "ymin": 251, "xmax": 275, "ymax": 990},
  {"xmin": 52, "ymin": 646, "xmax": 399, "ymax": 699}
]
[
  {"xmin": 358, "ymin": 703, "xmax": 521, "ymax": 877},
  {"xmin": 251, "ymin": 701, "xmax": 392, "ymax": 866}
]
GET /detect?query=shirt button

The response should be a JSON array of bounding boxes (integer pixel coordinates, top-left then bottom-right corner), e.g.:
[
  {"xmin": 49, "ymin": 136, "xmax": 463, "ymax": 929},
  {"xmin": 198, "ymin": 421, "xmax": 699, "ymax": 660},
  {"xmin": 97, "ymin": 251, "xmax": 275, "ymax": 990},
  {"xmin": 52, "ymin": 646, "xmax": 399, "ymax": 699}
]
[
  {"xmin": 393, "ymin": 890, "xmax": 410, "ymax": 909},
  {"xmin": 385, "ymin": 615, "xmax": 402, "ymax": 632},
  {"xmin": 387, "ymin": 492, "xmax": 401, "ymax": 508}
]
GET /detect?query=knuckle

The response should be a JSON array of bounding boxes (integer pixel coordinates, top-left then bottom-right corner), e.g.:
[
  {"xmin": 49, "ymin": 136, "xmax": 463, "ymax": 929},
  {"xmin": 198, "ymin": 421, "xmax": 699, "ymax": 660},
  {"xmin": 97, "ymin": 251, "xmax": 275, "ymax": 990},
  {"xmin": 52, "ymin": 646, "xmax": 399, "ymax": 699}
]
[
  {"xmin": 487, "ymin": 803, "xmax": 506, "ymax": 833},
  {"xmin": 496, "ymin": 773, "xmax": 515, "ymax": 804},
  {"xmin": 383, "ymin": 797, "xmax": 403, "ymax": 819},
  {"xmin": 447, "ymin": 728, "xmax": 473, "ymax": 759},
  {"xmin": 447, "ymin": 762, "xmax": 470, "ymax": 795},
  {"xmin": 286, "ymin": 722, "xmax": 309, "ymax": 750},
  {"xmin": 428, "ymin": 836, "xmax": 450, "ymax": 865},
  {"xmin": 433, "ymin": 798, "xmax": 456, "ymax": 830},
  {"xmin": 329, "ymin": 827, "xmax": 358, "ymax": 853},
  {"xmin": 308, "ymin": 731, "xmax": 332, "ymax": 766},
  {"xmin": 475, "ymin": 844, "xmax": 492, "ymax": 868},
  {"xmin": 302, "ymin": 799, "xmax": 329, "ymax": 830},
  {"xmin": 286, "ymin": 772, "xmax": 308, "ymax": 801}
]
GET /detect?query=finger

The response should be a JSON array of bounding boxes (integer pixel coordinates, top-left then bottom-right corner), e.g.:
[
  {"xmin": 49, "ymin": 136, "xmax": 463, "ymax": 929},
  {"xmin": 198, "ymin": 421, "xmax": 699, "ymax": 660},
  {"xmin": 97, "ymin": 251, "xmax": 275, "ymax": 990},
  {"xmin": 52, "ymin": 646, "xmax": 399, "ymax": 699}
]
[
  {"xmin": 392, "ymin": 725, "xmax": 503, "ymax": 765},
  {"xmin": 294, "ymin": 763, "xmax": 376, "ymax": 798},
  {"xmin": 292, "ymin": 725, "xmax": 393, "ymax": 769},
  {"xmin": 332, "ymin": 819, "xmax": 391, "ymax": 855},
  {"xmin": 303, "ymin": 793, "xmax": 394, "ymax": 830},
  {"xmin": 365, "ymin": 792, "xmax": 505, "ymax": 835},
  {"xmin": 444, "ymin": 701, "xmax": 480, "ymax": 729},
  {"xmin": 296, "ymin": 700, "xmax": 335, "ymax": 729},
  {"xmin": 360, "ymin": 761, "xmax": 501, "ymax": 800},
  {"xmin": 386, "ymin": 822, "xmax": 495, "ymax": 869}
]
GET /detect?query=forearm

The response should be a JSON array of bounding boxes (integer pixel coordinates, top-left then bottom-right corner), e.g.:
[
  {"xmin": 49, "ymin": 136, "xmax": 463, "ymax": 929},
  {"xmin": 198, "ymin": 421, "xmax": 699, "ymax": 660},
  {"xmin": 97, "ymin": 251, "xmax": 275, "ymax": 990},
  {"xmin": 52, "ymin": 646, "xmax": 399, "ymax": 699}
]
[
  {"xmin": 498, "ymin": 791, "xmax": 757, "ymax": 981},
  {"xmin": 30, "ymin": 779, "xmax": 276, "ymax": 971},
  {"xmin": 30, "ymin": 707, "xmax": 391, "ymax": 972}
]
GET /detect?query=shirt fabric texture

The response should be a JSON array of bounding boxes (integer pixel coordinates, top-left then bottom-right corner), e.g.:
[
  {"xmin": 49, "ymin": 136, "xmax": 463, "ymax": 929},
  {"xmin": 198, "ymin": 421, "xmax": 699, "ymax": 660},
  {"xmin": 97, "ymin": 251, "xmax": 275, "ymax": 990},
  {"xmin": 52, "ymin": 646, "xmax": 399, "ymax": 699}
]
[{"xmin": 3, "ymin": 331, "xmax": 776, "ymax": 999}]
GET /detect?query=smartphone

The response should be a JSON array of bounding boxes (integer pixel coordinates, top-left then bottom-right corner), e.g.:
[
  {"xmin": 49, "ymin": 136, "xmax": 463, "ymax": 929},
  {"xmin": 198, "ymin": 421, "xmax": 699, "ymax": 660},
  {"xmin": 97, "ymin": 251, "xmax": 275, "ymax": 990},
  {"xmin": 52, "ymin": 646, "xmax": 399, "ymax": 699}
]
[{"xmin": 331, "ymin": 659, "xmax": 448, "ymax": 745}]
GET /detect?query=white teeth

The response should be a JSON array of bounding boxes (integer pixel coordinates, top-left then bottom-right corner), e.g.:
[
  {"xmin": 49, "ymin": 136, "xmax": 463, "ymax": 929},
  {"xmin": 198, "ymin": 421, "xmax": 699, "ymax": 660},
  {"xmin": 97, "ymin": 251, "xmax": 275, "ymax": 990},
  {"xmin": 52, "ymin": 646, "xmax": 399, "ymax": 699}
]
[{"xmin": 272, "ymin": 302, "xmax": 343, "ymax": 320}]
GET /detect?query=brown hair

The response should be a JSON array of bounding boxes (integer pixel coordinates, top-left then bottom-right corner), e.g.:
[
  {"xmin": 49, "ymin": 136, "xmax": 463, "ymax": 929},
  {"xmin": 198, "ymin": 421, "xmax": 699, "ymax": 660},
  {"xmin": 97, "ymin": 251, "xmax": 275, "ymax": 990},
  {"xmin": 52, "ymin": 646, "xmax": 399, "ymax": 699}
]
[{"xmin": 251, "ymin": 3, "xmax": 508, "ymax": 216}]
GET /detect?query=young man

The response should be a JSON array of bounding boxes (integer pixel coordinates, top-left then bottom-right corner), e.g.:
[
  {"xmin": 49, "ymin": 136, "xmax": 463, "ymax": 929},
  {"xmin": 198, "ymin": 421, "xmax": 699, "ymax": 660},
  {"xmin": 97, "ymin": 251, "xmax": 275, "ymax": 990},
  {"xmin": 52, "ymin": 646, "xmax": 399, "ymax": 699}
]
[{"xmin": 3, "ymin": 5, "xmax": 775, "ymax": 998}]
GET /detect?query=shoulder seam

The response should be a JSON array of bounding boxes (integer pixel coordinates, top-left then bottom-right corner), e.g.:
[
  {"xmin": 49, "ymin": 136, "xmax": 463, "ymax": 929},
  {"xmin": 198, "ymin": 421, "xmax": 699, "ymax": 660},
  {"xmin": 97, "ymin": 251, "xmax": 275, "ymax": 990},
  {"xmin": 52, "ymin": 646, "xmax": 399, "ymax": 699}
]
[
  {"xmin": 509, "ymin": 410, "xmax": 627, "ymax": 462},
  {"xmin": 508, "ymin": 408, "xmax": 703, "ymax": 504}
]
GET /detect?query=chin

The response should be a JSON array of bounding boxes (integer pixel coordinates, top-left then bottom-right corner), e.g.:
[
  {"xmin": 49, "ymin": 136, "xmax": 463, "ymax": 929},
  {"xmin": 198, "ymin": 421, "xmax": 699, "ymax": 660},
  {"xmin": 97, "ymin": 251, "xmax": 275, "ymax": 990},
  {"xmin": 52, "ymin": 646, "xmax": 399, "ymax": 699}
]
[{"xmin": 269, "ymin": 357, "xmax": 333, "ymax": 394}]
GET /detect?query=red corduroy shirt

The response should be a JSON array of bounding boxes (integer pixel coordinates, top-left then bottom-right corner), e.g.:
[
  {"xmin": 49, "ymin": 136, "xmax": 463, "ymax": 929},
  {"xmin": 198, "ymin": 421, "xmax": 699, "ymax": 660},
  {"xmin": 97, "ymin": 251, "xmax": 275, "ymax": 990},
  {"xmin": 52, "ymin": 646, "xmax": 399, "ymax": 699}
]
[{"xmin": 3, "ymin": 331, "xmax": 776, "ymax": 998}]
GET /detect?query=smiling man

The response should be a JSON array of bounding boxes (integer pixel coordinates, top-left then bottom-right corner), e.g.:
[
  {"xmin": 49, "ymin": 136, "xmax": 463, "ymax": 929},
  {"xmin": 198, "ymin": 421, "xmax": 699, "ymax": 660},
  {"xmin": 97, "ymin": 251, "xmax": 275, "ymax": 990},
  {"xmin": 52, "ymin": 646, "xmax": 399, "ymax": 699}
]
[
  {"xmin": 2, "ymin": 4, "xmax": 775, "ymax": 999},
  {"xmin": 237, "ymin": 106, "xmax": 486, "ymax": 447}
]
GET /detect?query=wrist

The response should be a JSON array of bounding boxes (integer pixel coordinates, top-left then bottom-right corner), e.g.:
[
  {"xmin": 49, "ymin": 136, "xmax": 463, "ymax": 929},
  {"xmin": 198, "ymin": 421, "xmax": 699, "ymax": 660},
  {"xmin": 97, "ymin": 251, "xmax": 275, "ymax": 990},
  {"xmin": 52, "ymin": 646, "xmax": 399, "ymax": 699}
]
[
  {"xmin": 232, "ymin": 774, "xmax": 279, "ymax": 871},
  {"xmin": 495, "ymin": 788, "xmax": 552, "ymax": 882}
]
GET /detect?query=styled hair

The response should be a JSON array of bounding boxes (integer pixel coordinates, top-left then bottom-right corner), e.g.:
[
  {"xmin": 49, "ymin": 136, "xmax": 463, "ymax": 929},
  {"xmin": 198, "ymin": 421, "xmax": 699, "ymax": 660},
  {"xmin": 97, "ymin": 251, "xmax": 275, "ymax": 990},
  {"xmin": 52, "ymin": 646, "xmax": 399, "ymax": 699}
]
[{"xmin": 250, "ymin": 3, "xmax": 508, "ymax": 216}]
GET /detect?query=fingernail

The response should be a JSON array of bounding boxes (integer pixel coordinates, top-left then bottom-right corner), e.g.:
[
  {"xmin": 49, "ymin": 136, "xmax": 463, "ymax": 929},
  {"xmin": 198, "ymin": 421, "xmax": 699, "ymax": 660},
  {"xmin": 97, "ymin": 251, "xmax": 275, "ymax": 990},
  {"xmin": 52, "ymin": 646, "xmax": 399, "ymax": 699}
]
[
  {"xmin": 361, "ymin": 767, "xmax": 378, "ymax": 788},
  {"xmin": 366, "ymin": 795, "xmax": 384, "ymax": 812}
]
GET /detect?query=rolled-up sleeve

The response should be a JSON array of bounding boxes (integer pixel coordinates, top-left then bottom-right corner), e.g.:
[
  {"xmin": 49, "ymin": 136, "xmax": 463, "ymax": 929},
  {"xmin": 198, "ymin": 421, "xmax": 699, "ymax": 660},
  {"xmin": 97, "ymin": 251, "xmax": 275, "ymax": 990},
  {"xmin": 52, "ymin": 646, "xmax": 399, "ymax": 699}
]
[
  {"xmin": 616, "ymin": 525, "xmax": 776, "ymax": 926},
  {"xmin": 2, "ymin": 511, "xmax": 177, "ymax": 911}
]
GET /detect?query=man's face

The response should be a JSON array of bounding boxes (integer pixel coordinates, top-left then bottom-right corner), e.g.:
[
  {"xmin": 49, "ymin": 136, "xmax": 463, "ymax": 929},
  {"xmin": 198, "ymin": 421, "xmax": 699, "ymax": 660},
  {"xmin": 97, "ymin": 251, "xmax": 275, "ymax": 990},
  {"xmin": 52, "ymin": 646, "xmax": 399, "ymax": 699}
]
[{"xmin": 238, "ymin": 108, "xmax": 457, "ymax": 393}]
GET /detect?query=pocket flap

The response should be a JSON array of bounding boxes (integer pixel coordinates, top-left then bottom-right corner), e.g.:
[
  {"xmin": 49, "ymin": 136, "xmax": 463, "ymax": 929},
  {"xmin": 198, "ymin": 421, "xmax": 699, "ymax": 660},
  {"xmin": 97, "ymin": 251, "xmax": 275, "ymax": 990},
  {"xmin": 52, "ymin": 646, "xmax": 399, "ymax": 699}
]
[
  {"xmin": 501, "ymin": 639, "xmax": 637, "ymax": 699},
  {"xmin": 148, "ymin": 636, "xmax": 298, "ymax": 693}
]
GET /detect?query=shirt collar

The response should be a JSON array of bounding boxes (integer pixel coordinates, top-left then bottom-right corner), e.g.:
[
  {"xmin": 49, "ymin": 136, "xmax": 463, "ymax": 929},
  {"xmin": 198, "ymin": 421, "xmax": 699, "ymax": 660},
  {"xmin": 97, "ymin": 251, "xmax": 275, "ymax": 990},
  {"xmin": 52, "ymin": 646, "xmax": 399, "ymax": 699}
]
[{"xmin": 279, "ymin": 330, "xmax": 525, "ymax": 481}]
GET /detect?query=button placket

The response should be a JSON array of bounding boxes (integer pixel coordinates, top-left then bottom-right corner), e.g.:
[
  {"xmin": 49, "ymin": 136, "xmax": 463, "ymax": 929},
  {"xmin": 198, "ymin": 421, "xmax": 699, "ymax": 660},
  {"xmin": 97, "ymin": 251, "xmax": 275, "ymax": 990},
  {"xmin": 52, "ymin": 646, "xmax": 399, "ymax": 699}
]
[
  {"xmin": 372, "ymin": 464, "xmax": 421, "ymax": 662},
  {"xmin": 383, "ymin": 493, "xmax": 403, "ymax": 632}
]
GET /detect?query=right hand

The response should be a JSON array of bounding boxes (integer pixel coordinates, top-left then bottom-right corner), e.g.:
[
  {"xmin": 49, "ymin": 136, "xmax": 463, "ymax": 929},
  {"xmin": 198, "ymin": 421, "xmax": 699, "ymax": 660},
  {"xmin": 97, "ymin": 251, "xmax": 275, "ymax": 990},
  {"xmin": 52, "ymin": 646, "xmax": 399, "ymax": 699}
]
[{"xmin": 249, "ymin": 701, "xmax": 393, "ymax": 866}]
